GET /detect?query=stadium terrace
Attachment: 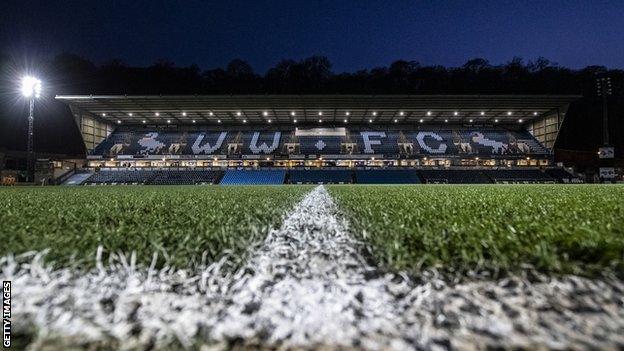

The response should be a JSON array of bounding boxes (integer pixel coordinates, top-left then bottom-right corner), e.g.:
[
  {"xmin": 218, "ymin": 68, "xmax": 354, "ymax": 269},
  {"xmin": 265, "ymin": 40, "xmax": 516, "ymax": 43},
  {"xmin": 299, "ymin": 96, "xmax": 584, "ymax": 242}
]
[{"xmin": 56, "ymin": 94, "xmax": 582, "ymax": 185}]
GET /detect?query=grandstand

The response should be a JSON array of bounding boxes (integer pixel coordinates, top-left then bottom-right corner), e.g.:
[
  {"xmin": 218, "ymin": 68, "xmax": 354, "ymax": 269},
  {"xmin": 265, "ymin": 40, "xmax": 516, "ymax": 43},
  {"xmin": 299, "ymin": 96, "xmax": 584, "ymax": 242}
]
[{"xmin": 56, "ymin": 95, "xmax": 581, "ymax": 185}]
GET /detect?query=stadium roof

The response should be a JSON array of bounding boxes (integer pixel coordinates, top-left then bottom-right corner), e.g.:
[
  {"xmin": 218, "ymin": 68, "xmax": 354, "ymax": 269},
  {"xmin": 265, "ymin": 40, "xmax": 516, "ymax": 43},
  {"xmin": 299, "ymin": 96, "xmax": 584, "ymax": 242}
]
[{"xmin": 56, "ymin": 94, "xmax": 581, "ymax": 125}]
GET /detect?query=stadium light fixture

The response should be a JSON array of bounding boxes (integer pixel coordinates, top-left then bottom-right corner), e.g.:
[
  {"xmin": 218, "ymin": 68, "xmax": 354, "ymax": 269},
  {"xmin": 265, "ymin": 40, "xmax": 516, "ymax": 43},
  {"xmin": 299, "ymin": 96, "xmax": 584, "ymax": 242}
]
[
  {"xmin": 518, "ymin": 119, "xmax": 523, "ymax": 123},
  {"xmin": 369, "ymin": 119, "xmax": 373, "ymax": 123},
  {"xmin": 399, "ymin": 111, "xmax": 404, "ymax": 116},
  {"xmin": 480, "ymin": 111, "xmax": 485, "ymax": 116},
  {"xmin": 533, "ymin": 112, "xmax": 538, "ymax": 115},
  {"xmin": 167, "ymin": 119, "xmax": 171, "ymax": 124},
  {"xmin": 469, "ymin": 119, "xmax": 473, "ymax": 123},
  {"xmin": 372, "ymin": 111, "xmax": 377, "ymax": 116},
  {"xmin": 394, "ymin": 119, "xmax": 398, "ymax": 123},
  {"xmin": 117, "ymin": 120, "xmax": 121, "ymax": 124},
  {"xmin": 22, "ymin": 76, "xmax": 42, "ymax": 99},
  {"xmin": 419, "ymin": 119, "xmax": 424, "ymax": 123},
  {"xmin": 236, "ymin": 112, "xmax": 242, "ymax": 116},
  {"xmin": 318, "ymin": 111, "xmax": 323, "ymax": 116},
  {"xmin": 318, "ymin": 119, "xmax": 323, "ymax": 123},
  {"xmin": 263, "ymin": 111, "xmax": 268, "ymax": 116},
  {"xmin": 217, "ymin": 119, "xmax": 222, "ymax": 123},
  {"xmin": 454, "ymin": 111, "xmax": 458, "ymax": 116},
  {"xmin": 444, "ymin": 119, "xmax": 448, "ymax": 123},
  {"xmin": 128, "ymin": 113, "xmax": 133, "ymax": 116},
  {"xmin": 494, "ymin": 119, "xmax": 499, "ymax": 123},
  {"xmin": 267, "ymin": 119, "xmax": 272, "ymax": 123},
  {"xmin": 155, "ymin": 112, "xmax": 160, "ymax": 116},
  {"xmin": 291, "ymin": 111, "xmax": 296, "ymax": 116},
  {"xmin": 182, "ymin": 112, "xmax": 187, "ymax": 116},
  {"xmin": 344, "ymin": 119, "xmax": 348, "ymax": 123},
  {"xmin": 208, "ymin": 112, "xmax": 214, "ymax": 116},
  {"xmin": 192, "ymin": 120, "xmax": 196, "ymax": 123},
  {"xmin": 242, "ymin": 119, "xmax": 247, "ymax": 123},
  {"xmin": 507, "ymin": 111, "xmax": 513, "ymax": 115},
  {"xmin": 345, "ymin": 111, "xmax": 350, "ymax": 116},
  {"xmin": 142, "ymin": 120, "xmax": 146, "ymax": 124},
  {"xmin": 293, "ymin": 119, "xmax": 297, "ymax": 123},
  {"xmin": 427, "ymin": 111, "xmax": 432, "ymax": 116},
  {"xmin": 102, "ymin": 113, "xmax": 106, "ymax": 117}
]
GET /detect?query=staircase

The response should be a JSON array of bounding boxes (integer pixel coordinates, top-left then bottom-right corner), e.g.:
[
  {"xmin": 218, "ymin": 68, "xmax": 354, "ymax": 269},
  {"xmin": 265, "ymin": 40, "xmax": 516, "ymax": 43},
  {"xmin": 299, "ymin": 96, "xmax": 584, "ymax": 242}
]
[
  {"xmin": 518, "ymin": 138, "xmax": 549, "ymax": 154},
  {"xmin": 62, "ymin": 172, "xmax": 94, "ymax": 185}
]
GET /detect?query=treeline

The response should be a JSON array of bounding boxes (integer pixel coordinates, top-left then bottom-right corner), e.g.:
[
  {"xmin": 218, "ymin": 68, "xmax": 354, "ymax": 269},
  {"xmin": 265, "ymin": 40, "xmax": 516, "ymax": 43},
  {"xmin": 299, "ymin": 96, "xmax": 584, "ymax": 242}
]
[{"xmin": 2, "ymin": 53, "xmax": 623, "ymax": 96}]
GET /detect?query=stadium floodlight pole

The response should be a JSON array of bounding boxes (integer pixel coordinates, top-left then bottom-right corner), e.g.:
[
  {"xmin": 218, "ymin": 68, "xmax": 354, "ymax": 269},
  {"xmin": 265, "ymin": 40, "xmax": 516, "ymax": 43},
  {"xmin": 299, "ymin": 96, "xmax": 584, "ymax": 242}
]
[
  {"xmin": 596, "ymin": 76, "xmax": 612, "ymax": 146},
  {"xmin": 21, "ymin": 76, "xmax": 42, "ymax": 183}
]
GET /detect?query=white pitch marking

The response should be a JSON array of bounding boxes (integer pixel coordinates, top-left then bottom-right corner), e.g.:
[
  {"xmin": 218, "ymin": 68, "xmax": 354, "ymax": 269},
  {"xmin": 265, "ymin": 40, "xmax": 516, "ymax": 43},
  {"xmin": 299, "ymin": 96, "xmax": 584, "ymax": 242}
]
[{"xmin": 3, "ymin": 186, "xmax": 624, "ymax": 350}]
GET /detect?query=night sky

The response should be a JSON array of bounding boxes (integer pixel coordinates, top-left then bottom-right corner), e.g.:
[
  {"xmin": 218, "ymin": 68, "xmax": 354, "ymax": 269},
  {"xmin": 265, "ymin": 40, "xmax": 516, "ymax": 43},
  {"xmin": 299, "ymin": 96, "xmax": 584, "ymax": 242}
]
[{"xmin": 1, "ymin": 0, "xmax": 623, "ymax": 73}]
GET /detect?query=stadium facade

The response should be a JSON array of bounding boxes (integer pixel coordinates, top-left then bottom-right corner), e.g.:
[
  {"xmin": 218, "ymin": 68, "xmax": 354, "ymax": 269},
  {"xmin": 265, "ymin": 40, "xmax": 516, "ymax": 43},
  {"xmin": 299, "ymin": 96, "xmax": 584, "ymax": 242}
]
[{"xmin": 55, "ymin": 94, "xmax": 583, "ymax": 184}]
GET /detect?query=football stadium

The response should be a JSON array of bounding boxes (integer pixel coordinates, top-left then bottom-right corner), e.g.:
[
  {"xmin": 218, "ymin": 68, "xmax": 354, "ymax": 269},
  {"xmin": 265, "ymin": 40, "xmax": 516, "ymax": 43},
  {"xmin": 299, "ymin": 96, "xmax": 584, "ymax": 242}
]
[
  {"xmin": 1, "ymin": 2, "xmax": 624, "ymax": 350},
  {"xmin": 56, "ymin": 94, "xmax": 580, "ymax": 185},
  {"xmin": 2, "ymin": 92, "xmax": 623, "ymax": 350}
]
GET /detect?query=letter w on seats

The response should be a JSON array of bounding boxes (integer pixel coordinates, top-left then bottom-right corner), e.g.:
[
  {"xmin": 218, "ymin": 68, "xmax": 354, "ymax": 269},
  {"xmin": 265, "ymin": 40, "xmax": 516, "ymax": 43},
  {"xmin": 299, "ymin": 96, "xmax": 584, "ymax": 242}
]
[{"xmin": 250, "ymin": 132, "xmax": 281, "ymax": 154}]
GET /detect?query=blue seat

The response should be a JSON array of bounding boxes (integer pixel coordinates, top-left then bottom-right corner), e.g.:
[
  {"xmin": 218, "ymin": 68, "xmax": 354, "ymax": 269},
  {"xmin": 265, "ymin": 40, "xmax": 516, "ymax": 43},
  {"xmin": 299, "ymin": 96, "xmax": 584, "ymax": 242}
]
[{"xmin": 220, "ymin": 170, "xmax": 286, "ymax": 185}]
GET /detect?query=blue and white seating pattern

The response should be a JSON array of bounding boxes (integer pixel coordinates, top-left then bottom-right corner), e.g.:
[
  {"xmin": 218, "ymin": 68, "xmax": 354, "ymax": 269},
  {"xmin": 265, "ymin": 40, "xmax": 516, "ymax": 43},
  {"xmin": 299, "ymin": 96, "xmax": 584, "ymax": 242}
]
[{"xmin": 93, "ymin": 128, "xmax": 548, "ymax": 157}]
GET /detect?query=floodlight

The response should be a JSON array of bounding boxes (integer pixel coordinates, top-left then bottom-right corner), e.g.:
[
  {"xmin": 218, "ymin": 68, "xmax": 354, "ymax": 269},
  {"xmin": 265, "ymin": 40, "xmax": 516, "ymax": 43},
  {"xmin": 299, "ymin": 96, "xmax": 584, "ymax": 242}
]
[{"xmin": 21, "ymin": 76, "xmax": 42, "ymax": 98}]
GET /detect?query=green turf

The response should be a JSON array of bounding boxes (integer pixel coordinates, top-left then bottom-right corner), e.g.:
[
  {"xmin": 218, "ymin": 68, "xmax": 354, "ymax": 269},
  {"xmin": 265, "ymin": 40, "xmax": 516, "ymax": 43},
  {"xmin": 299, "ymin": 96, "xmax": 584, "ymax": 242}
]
[
  {"xmin": 0, "ymin": 185, "xmax": 311, "ymax": 268},
  {"xmin": 329, "ymin": 184, "xmax": 624, "ymax": 276}
]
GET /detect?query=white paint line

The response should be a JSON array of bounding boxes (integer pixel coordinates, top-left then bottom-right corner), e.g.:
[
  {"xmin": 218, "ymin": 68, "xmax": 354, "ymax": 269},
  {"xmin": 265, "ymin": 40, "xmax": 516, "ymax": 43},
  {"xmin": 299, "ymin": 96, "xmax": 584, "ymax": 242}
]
[{"xmin": 3, "ymin": 185, "xmax": 624, "ymax": 350}]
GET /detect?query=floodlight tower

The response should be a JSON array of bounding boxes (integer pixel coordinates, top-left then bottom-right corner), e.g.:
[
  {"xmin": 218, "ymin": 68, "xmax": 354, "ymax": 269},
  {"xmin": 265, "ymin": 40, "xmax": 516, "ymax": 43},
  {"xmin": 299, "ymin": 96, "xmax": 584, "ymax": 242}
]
[
  {"xmin": 21, "ymin": 76, "xmax": 42, "ymax": 183},
  {"xmin": 596, "ymin": 76, "xmax": 612, "ymax": 146}
]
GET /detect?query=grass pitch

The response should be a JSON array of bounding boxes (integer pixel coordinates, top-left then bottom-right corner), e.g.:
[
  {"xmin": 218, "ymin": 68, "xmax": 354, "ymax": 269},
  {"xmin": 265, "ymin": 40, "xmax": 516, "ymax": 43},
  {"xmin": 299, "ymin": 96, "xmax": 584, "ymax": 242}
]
[
  {"xmin": 0, "ymin": 185, "xmax": 311, "ymax": 268},
  {"xmin": 329, "ymin": 184, "xmax": 624, "ymax": 276}
]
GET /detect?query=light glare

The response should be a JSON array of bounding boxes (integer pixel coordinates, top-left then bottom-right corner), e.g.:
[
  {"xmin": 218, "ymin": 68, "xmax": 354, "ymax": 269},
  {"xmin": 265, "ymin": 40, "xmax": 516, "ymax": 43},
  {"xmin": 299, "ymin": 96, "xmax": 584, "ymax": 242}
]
[{"xmin": 21, "ymin": 76, "xmax": 42, "ymax": 98}]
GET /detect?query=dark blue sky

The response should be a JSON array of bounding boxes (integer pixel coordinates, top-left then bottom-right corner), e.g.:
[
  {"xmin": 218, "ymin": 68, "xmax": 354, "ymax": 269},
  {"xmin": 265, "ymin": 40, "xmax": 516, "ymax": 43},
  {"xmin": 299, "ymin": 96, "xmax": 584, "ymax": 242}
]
[{"xmin": 1, "ymin": 0, "xmax": 623, "ymax": 73}]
